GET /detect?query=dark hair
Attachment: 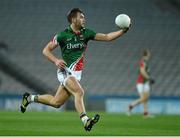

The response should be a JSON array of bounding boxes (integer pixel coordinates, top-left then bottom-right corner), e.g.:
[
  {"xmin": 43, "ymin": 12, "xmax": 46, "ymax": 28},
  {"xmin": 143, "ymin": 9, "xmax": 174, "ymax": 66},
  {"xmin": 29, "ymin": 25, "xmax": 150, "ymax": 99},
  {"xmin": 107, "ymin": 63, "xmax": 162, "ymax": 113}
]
[
  {"xmin": 67, "ymin": 8, "xmax": 84, "ymax": 23},
  {"xmin": 143, "ymin": 49, "xmax": 150, "ymax": 57}
]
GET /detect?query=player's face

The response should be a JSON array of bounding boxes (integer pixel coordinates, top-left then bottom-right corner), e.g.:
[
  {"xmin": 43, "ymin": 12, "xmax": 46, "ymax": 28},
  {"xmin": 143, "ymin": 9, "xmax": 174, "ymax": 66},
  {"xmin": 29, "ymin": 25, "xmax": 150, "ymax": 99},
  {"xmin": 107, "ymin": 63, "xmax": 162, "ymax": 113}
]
[
  {"xmin": 146, "ymin": 52, "xmax": 151, "ymax": 60},
  {"xmin": 74, "ymin": 12, "xmax": 86, "ymax": 28}
]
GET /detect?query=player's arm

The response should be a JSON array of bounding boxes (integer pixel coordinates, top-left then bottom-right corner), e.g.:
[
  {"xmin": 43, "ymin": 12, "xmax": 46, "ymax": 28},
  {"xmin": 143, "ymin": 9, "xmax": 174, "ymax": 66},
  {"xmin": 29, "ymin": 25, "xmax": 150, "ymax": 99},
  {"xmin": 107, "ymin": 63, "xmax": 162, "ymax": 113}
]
[
  {"xmin": 94, "ymin": 29, "xmax": 128, "ymax": 41},
  {"xmin": 42, "ymin": 41, "xmax": 66, "ymax": 69},
  {"xmin": 140, "ymin": 65, "xmax": 150, "ymax": 80}
]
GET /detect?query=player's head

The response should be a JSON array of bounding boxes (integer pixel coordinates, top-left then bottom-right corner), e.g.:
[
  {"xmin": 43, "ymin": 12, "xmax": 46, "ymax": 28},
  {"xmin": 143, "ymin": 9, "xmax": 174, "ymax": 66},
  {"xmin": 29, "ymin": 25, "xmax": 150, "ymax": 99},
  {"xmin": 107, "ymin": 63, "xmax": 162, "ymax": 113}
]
[
  {"xmin": 67, "ymin": 8, "xmax": 85, "ymax": 28},
  {"xmin": 142, "ymin": 49, "xmax": 151, "ymax": 60}
]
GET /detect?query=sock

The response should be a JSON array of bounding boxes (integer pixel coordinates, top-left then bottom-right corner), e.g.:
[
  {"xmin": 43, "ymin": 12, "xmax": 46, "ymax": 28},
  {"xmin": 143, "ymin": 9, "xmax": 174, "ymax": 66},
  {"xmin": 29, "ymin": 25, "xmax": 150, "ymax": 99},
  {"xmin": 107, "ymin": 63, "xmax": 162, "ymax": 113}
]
[
  {"xmin": 144, "ymin": 112, "xmax": 148, "ymax": 116},
  {"xmin": 30, "ymin": 95, "xmax": 38, "ymax": 102},
  {"xmin": 129, "ymin": 104, "xmax": 133, "ymax": 110},
  {"xmin": 80, "ymin": 112, "xmax": 89, "ymax": 125}
]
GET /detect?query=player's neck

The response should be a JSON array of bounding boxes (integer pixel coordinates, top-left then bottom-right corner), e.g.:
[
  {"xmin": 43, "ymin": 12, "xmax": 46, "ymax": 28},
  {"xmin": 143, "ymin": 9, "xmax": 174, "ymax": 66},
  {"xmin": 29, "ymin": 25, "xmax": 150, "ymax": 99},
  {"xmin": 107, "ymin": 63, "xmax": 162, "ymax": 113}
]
[
  {"xmin": 70, "ymin": 24, "xmax": 81, "ymax": 33},
  {"xmin": 143, "ymin": 57, "xmax": 148, "ymax": 61}
]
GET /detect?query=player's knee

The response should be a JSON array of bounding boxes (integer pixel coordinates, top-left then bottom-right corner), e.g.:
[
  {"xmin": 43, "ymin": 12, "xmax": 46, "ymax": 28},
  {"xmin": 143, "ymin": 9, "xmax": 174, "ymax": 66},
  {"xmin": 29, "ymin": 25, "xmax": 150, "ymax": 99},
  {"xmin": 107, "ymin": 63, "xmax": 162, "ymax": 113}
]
[
  {"xmin": 70, "ymin": 85, "xmax": 84, "ymax": 97},
  {"xmin": 140, "ymin": 97, "xmax": 147, "ymax": 102},
  {"xmin": 144, "ymin": 97, "xmax": 149, "ymax": 102},
  {"xmin": 76, "ymin": 89, "xmax": 84, "ymax": 97}
]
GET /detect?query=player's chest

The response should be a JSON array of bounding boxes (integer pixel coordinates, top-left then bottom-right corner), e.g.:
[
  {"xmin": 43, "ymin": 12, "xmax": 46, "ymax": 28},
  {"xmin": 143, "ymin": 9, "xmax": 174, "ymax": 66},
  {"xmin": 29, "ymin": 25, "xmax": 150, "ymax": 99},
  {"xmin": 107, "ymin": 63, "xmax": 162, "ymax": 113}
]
[{"xmin": 62, "ymin": 34, "xmax": 87, "ymax": 50}]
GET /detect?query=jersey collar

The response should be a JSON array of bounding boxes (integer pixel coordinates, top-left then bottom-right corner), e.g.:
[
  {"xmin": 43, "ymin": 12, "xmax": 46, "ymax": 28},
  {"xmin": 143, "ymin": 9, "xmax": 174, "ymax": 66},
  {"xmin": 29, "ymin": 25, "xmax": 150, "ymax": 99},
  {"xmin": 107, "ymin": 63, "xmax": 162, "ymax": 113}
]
[{"xmin": 67, "ymin": 25, "xmax": 85, "ymax": 35}]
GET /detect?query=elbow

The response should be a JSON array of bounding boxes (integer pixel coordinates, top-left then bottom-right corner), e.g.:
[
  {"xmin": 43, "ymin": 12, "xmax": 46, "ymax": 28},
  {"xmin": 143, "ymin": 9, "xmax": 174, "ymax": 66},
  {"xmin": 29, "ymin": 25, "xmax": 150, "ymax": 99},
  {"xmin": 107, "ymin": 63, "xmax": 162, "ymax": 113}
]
[
  {"xmin": 42, "ymin": 48, "xmax": 46, "ymax": 56},
  {"xmin": 42, "ymin": 47, "xmax": 48, "ymax": 56},
  {"xmin": 105, "ymin": 35, "xmax": 112, "ymax": 42}
]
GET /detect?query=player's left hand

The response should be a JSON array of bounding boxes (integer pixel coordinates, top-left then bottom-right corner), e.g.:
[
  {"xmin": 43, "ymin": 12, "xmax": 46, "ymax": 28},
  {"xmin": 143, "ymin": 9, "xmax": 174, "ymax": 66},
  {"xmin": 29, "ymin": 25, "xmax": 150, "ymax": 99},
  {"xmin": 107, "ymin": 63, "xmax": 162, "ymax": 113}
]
[
  {"xmin": 150, "ymin": 78, "xmax": 155, "ymax": 85},
  {"xmin": 122, "ymin": 27, "xmax": 129, "ymax": 33},
  {"xmin": 122, "ymin": 22, "xmax": 132, "ymax": 33}
]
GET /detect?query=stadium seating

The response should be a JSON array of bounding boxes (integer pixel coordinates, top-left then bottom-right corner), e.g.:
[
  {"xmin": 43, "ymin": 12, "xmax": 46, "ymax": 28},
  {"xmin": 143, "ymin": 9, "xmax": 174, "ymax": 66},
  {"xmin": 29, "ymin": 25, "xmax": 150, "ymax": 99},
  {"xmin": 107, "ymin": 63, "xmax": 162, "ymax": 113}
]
[{"xmin": 0, "ymin": 0, "xmax": 180, "ymax": 98}]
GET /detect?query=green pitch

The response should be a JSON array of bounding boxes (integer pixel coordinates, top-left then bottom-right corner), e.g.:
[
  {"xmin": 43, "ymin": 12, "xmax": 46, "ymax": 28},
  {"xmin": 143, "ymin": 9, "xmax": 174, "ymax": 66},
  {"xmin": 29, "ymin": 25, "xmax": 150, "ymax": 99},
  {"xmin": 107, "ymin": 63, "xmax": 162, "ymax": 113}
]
[{"xmin": 0, "ymin": 111, "xmax": 180, "ymax": 136}]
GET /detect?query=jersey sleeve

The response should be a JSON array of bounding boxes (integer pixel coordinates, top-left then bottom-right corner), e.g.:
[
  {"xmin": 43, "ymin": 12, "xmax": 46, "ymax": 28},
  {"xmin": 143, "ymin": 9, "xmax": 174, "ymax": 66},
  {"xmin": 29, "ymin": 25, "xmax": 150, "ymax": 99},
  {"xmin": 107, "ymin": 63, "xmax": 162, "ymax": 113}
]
[
  {"xmin": 52, "ymin": 33, "xmax": 63, "ymax": 45},
  {"xmin": 52, "ymin": 35, "xmax": 58, "ymax": 45},
  {"xmin": 86, "ymin": 28, "xmax": 96, "ymax": 40}
]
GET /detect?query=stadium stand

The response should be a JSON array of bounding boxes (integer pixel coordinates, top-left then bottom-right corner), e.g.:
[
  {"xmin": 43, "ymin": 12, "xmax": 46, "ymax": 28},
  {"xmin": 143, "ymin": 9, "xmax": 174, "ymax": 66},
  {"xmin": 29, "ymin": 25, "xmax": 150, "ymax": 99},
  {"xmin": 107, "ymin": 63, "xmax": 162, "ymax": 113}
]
[{"xmin": 0, "ymin": 0, "xmax": 180, "ymax": 98}]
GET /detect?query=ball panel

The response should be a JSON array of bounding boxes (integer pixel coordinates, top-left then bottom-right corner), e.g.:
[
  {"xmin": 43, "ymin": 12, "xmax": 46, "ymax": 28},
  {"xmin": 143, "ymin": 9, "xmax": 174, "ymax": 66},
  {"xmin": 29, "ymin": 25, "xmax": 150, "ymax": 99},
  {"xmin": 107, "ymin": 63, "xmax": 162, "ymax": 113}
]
[{"xmin": 115, "ymin": 14, "xmax": 131, "ymax": 28}]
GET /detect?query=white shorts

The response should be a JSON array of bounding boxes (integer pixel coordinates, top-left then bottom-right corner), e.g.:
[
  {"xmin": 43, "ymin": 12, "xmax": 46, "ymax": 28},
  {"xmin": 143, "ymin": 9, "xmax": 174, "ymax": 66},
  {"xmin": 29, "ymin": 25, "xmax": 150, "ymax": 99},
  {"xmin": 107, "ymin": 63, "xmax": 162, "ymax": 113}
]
[
  {"xmin": 136, "ymin": 82, "xmax": 150, "ymax": 93},
  {"xmin": 57, "ymin": 68, "xmax": 82, "ymax": 85}
]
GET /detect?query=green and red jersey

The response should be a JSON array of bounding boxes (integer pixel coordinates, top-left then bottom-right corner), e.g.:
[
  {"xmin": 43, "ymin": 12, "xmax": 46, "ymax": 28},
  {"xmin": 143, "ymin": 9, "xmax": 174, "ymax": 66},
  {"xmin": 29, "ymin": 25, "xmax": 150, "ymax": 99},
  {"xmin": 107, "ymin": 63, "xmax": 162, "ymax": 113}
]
[
  {"xmin": 52, "ymin": 26, "xmax": 96, "ymax": 71},
  {"xmin": 136, "ymin": 59, "xmax": 150, "ymax": 84}
]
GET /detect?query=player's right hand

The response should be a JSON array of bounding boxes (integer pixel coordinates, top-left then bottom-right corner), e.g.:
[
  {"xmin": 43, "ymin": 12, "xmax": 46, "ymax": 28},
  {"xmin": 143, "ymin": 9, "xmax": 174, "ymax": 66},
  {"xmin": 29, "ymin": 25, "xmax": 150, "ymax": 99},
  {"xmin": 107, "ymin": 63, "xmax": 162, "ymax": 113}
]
[
  {"xmin": 55, "ymin": 59, "xmax": 67, "ymax": 69},
  {"xmin": 150, "ymin": 78, "xmax": 155, "ymax": 85}
]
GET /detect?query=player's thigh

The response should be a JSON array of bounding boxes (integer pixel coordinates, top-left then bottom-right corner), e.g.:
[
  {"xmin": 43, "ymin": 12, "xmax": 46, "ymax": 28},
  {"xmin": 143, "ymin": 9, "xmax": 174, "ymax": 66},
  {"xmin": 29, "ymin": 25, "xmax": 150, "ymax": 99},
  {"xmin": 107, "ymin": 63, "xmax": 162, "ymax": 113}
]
[
  {"xmin": 141, "ymin": 91, "xmax": 149, "ymax": 100},
  {"xmin": 64, "ymin": 76, "xmax": 84, "ymax": 95},
  {"xmin": 143, "ymin": 83, "xmax": 150, "ymax": 98},
  {"xmin": 137, "ymin": 83, "xmax": 148, "ymax": 100},
  {"xmin": 136, "ymin": 83, "xmax": 143, "ymax": 97},
  {"xmin": 54, "ymin": 85, "xmax": 71, "ymax": 104},
  {"xmin": 144, "ymin": 82, "xmax": 150, "ymax": 92}
]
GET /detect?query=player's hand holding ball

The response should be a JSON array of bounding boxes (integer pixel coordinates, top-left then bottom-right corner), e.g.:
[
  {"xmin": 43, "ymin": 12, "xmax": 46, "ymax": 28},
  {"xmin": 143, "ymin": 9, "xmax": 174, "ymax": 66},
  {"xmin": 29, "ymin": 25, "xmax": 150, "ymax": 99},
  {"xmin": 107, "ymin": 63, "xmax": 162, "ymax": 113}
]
[{"xmin": 115, "ymin": 14, "xmax": 131, "ymax": 33}]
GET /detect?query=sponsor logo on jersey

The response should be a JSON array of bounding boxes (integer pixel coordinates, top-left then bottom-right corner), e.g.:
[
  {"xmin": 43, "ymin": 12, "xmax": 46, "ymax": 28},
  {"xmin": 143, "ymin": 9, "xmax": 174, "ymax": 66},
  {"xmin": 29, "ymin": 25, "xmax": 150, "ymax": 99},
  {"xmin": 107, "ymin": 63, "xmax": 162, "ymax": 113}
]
[{"xmin": 66, "ymin": 43, "xmax": 85, "ymax": 49}]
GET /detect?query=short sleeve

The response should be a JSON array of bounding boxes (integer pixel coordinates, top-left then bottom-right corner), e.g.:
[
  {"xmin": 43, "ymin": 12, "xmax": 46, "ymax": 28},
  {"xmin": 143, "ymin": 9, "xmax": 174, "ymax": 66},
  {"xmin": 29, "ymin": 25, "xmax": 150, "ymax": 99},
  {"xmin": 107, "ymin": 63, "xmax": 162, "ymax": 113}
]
[
  {"xmin": 52, "ymin": 35, "xmax": 58, "ymax": 45},
  {"xmin": 86, "ymin": 28, "xmax": 96, "ymax": 40},
  {"xmin": 51, "ymin": 33, "xmax": 63, "ymax": 45}
]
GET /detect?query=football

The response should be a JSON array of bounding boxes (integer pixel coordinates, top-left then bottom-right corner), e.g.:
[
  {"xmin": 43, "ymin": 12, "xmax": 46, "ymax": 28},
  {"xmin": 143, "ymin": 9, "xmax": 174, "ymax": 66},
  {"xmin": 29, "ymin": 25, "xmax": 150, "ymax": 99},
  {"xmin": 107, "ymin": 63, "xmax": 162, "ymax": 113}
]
[{"xmin": 115, "ymin": 14, "xmax": 131, "ymax": 28}]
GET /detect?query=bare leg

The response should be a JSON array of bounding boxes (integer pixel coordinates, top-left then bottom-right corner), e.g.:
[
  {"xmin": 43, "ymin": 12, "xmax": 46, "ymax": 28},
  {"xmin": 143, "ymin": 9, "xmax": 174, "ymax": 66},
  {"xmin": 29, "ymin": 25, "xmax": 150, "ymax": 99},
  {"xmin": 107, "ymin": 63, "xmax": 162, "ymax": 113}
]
[
  {"xmin": 129, "ymin": 92, "xmax": 144, "ymax": 108},
  {"xmin": 142, "ymin": 91, "xmax": 150, "ymax": 115},
  {"xmin": 128, "ymin": 92, "xmax": 147, "ymax": 113},
  {"xmin": 36, "ymin": 85, "xmax": 71, "ymax": 108},
  {"xmin": 62, "ymin": 76, "xmax": 100, "ymax": 131},
  {"xmin": 21, "ymin": 76, "xmax": 100, "ymax": 131},
  {"xmin": 130, "ymin": 98, "xmax": 142, "ymax": 107},
  {"xmin": 64, "ymin": 76, "xmax": 85, "ymax": 115},
  {"xmin": 143, "ymin": 99, "xmax": 148, "ymax": 115}
]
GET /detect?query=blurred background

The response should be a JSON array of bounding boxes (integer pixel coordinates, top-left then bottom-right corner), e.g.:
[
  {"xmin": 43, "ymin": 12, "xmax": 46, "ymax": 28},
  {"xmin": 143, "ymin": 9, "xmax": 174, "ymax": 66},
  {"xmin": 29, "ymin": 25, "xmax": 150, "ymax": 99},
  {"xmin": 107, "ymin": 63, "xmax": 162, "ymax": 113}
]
[{"xmin": 0, "ymin": 0, "xmax": 180, "ymax": 114}]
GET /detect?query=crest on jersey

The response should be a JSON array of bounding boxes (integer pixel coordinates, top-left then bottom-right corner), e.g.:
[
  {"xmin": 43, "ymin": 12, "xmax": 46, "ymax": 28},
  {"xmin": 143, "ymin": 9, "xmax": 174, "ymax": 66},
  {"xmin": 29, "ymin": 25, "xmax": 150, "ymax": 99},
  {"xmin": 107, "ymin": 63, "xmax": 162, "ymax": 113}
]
[
  {"xmin": 79, "ymin": 35, "xmax": 84, "ymax": 41},
  {"xmin": 66, "ymin": 38, "xmax": 72, "ymax": 41}
]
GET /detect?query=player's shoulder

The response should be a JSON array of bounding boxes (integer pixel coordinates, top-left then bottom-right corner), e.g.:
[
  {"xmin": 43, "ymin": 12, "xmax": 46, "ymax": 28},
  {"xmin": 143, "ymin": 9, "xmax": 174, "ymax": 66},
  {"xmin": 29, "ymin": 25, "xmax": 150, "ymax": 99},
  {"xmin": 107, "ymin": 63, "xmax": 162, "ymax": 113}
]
[
  {"xmin": 56, "ymin": 30, "xmax": 67, "ymax": 36},
  {"xmin": 83, "ymin": 27, "xmax": 95, "ymax": 32},
  {"xmin": 82, "ymin": 27, "xmax": 96, "ymax": 37},
  {"xmin": 139, "ymin": 59, "xmax": 145, "ymax": 67},
  {"xmin": 55, "ymin": 29, "xmax": 69, "ymax": 39}
]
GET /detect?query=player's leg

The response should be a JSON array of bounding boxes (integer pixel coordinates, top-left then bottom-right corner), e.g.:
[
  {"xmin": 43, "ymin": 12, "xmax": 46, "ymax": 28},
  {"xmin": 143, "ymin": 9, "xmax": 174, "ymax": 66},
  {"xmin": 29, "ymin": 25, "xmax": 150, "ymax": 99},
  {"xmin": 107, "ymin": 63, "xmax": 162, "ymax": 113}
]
[
  {"xmin": 64, "ymin": 76, "xmax": 85, "ymax": 114},
  {"xmin": 35, "ymin": 85, "xmax": 71, "ymax": 108},
  {"xmin": 138, "ymin": 91, "xmax": 148, "ymax": 115},
  {"xmin": 128, "ymin": 95, "xmax": 142, "ymax": 113},
  {"xmin": 63, "ymin": 75, "xmax": 100, "ymax": 131},
  {"xmin": 128, "ymin": 84, "xmax": 145, "ymax": 114},
  {"xmin": 20, "ymin": 85, "xmax": 71, "ymax": 113},
  {"xmin": 142, "ymin": 83, "xmax": 151, "ymax": 117}
]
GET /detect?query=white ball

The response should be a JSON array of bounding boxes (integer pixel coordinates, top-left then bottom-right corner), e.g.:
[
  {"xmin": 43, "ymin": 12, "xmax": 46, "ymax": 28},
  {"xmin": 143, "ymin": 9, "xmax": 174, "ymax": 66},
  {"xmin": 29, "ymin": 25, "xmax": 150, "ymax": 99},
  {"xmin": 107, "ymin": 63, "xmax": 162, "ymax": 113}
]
[{"xmin": 115, "ymin": 14, "xmax": 131, "ymax": 28}]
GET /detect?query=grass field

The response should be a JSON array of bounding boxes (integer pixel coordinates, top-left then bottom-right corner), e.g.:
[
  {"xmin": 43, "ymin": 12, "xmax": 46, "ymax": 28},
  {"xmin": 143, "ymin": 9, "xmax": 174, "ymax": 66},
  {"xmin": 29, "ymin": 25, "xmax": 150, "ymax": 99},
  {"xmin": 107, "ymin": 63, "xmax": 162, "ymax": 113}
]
[{"xmin": 0, "ymin": 111, "xmax": 180, "ymax": 136}]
